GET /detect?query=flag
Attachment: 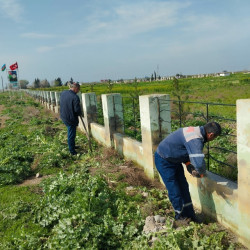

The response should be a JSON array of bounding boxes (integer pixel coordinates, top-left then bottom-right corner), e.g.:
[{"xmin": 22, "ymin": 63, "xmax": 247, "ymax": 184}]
[
  {"xmin": 8, "ymin": 71, "xmax": 18, "ymax": 82},
  {"xmin": 1, "ymin": 64, "xmax": 6, "ymax": 71},
  {"xmin": 10, "ymin": 62, "xmax": 18, "ymax": 70}
]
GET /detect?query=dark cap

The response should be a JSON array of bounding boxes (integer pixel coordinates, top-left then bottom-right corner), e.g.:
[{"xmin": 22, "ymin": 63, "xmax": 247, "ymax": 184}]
[{"xmin": 70, "ymin": 82, "xmax": 80, "ymax": 89}]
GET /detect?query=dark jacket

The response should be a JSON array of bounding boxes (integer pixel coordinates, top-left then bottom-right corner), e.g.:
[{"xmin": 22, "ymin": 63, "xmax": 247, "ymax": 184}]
[
  {"xmin": 156, "ymin": 126, "xmax": 207, "ymax": 174},
  {"xmin": 60, "ymin": 90, "xmax": 82, "ymax": 126}
]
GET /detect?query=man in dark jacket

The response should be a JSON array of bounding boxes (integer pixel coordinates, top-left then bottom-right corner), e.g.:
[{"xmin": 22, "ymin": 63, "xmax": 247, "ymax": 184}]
[
  {"xmin": 155, "ymin": 122, "xmax": 221, "ymax": 223},
  {"xmin": 60, "ymin": 83, "xmax": 82, "ymax": 155}
]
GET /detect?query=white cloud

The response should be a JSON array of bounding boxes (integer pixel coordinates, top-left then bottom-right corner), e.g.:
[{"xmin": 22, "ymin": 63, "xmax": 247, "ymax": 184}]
[
  {"xmin": 49, "ymin": 1, "xmax": 191, "ymax": 49},
  {"xmin": 85, "ymin": 1, "xmax": 191, "ymax": 39},
  {"xmin": 0, "ymin": 0, "xmax": 24, "ymax": 23},
  {"xmin": 21, "ymin": 33, "xmax": 56, "ymax": 39},
  {"xmin": 37, "ymin": 46, "xmax": 54, "ymax": 53}
]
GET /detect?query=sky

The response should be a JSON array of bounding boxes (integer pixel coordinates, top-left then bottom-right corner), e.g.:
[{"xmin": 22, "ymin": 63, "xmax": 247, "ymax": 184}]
[{"xmin": 0, "ymin": 0, "xmax": 250, "ymax": 86}]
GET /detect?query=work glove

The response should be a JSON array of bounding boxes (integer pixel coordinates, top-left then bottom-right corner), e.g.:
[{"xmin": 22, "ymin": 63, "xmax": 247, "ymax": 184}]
[{"xmin": 185, "ymin": 162, "xmax": 203, "ymax": 178}]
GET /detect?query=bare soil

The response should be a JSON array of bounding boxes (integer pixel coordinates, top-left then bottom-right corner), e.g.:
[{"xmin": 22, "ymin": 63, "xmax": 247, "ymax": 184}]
[
  {"xmin": 18, "ymin": 175, "xmax": 51, "ymax": 186},
  {"xmin": 0, "ymin": 105, "xmax": 9, "ymax": 128},
  {"xmin": 89, "ymin": 147, "xmax": 164, "ymax": 190}
]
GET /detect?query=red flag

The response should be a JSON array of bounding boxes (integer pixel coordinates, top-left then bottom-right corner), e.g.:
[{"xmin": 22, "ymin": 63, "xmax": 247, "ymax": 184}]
[{"xmin": 10, "ymin": 62, "xmax": 18, "ymax": 70}]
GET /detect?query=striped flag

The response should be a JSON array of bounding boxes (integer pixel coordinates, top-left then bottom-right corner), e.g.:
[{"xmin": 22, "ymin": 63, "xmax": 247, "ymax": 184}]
[
  {"xmin": 1, "ymin": 64, "xmax": 6, "ymax": 71},
  {"xmin": 10, "ymin": 62, "xmax": 18, "ymax": 70}
]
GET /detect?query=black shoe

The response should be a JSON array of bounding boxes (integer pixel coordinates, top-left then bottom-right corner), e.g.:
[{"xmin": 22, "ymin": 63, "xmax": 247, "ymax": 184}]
[
  {"xmin": 75, "ymin": 146, "xmax": 80, "ymax": 149},
  {"xmin": 172, "ymin": 217, "xmax": 191, "ymax": 229},
  {"xmin": 70, "ymin": 151, "xmax": 77, "ymax": 155}
]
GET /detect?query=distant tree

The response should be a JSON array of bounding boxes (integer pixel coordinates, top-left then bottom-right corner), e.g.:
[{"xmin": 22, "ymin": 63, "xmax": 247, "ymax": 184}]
[
  {"xmin": 54, "ymin": 77, "xmax": 62, "ymax": 87},
  {"xmin": 107, "ymin": 79, "xmax": 113, "ymax": 93},
  {"xmin": 33, "ymin": 78, "xmax": 41, "ymax": 88},
  {"xmin": 19, "ymin": 80, "xmax": 29, "ymax": 89},
  {"xmin": 90, "ymin": 83, "xmax": 95, "ymax": 92},
  {"xmin": 172, "ymin": 77, "xmax": 181, "ymax": 100},
  {"xmin": 172, "ymin": 77, "xmax": 189, "ymax": 121},
  {"xmin": 151, "ymin": 74, "xmax": 154, "ymax": 81},
  {"xmin": 64, "ymin": 77, "xmax": 74, "ymax": 86},
  {"xmin": 40, "ymin": 79, "xmax": 50, "ymax": 88},
  {"xmin": 154, "ymin": 71, "xmax": 157, "ymax": 80},
  {"xmin": 128, "ymin": 78, "xmax": 143, "ymax": 137}
]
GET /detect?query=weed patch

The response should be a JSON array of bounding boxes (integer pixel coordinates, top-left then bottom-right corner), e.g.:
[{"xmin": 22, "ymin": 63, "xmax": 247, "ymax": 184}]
[{"xmin": 0, "ymin": 91, "xmax": 245, "ymax": 249}]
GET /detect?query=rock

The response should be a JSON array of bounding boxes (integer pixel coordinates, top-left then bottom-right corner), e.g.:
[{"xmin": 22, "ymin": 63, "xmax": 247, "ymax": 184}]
[
  {"xmin": 143, "ymin": 216, "xmax": 167, "ymax": 234},
  {"xmin": 119, "ymin": 165, "xmax": 128, "ymax": 170},
  {"xmin": 159, "ymin": 216, "xmax": 166, "ymax": 224},
  {"xmin": 142, "ymin": 192, "xmax": 149, "ymax": 197},
  {"xmin": 151, "ymin": 236, "xmax": 158, "ymax": 242},
  {"xmin": 126, "ymin": 186, "xmax": 134, "ymax": 191},
  {"xmin": 143, "ymin": 216, "xmax": 156, "ymax": 233},
  {"xmin": 154, "ymin": 215, "xmax": 161, "ymax": 223},
  {"xmin": 36, "ymin": 173, "xmax": 41, "ymax": 178}
]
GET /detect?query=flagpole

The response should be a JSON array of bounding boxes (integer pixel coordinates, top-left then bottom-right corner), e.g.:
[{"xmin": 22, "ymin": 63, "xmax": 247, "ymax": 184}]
[
  {"xmin": 1, "ymin": 76, "xmax": 4, "ymax": 92},
  {"xmin": 6, "ymin": 68, "xmax": 9, "ymax": 90},
  {"xmin": 17, "ymin": 68, "xmax": 20, "ymax": 90}
]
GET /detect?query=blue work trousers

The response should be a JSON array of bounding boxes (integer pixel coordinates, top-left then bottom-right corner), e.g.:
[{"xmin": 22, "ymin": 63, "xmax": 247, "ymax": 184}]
[
  {"xmin": 66, "ymin": 125, "xmax": 77, "ymax": 155},
  {"xmin": 154, "ymin": 151, "xmax": 195, "ymax": 220}
]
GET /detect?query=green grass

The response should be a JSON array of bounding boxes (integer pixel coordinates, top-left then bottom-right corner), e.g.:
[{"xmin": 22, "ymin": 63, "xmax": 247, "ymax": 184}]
[
  {"xmin": 30, "ymin": 74, "xmax": 247, "ymax": 181},
  {"xmin": 0, "ymin": 185, "xmax": 48, "ymax": 249},
  {"xmin": 37, "ymin": 72, "xmax": 250, "ymax": 104},
  {"xmin": 0, "ymin": 91, "xmax": 245, "ymax": 249}
]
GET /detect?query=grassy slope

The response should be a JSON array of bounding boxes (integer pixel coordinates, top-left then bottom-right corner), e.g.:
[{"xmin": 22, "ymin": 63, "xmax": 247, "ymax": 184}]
[
  {"xmin": 43, "ymin": 72, "xmax": 250, "ymax": 104},
  {"xmin": 0, "ymin": 92, "xmax": 246, "ymax": 249}
]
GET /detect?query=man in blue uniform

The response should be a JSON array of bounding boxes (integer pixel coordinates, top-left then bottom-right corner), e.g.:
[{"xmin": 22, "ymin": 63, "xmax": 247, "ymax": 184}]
[
  {"xmin": 155, "ymin": 122, "xmax": 221, "ymax": 223},
  {"xmin": 60, "ymin": 83, "xmax": 82, "ymax": 155}
]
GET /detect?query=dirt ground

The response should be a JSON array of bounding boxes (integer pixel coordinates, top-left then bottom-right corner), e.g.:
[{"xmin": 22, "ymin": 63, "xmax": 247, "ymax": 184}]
[
  {"xmin": 0, "ymin": 105, "xmax": 9, "ymax": 128},
  {"xmin": 18, "ymin": 175, "xmax": 51, "ymax": 186}
]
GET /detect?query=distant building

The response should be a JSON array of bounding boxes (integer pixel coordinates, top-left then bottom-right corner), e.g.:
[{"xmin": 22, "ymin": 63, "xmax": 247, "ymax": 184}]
[{"xmin": 219, "ymin": 71, "xmax": 230, "ymax": 77}]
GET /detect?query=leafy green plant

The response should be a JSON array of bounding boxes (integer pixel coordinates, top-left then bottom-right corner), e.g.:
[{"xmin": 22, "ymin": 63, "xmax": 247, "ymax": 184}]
[{"xmin": 32, "ymin": 171, "xmax": 143, "ymax": 249}]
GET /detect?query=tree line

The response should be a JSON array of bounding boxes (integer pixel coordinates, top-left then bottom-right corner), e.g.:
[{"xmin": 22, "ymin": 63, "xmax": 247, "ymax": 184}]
[{"xmin": 18, "ymin": 77, "xmax": 75, "ymax": 89}]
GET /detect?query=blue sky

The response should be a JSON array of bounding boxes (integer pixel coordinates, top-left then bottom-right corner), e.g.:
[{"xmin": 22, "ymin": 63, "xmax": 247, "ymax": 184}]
[{"xmin": 0, "ymin": 0, "xmax": 250, "ymax": 85}]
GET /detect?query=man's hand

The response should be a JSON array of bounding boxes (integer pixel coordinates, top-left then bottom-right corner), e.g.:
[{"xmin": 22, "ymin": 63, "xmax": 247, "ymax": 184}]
[
  {"xmin": 185, "ymin": 162, "xmax": 195, "ymax": 175},
  {"xmin": 191, "ymin": 170, "xmax": 202, "ymax": 178},
  {"xmin": 185, "ymin": 162, "xmax": 204, "ymax": 178}
]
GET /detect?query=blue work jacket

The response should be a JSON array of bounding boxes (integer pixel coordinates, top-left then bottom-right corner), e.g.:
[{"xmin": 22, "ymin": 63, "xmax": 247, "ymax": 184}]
[
  {"xmin": 60, "ymin": 90, "xmax": 82, "ymax": 126},
  {"xmin": 156, "ymin": 126, "xmax": 207, "ymax": 174}
]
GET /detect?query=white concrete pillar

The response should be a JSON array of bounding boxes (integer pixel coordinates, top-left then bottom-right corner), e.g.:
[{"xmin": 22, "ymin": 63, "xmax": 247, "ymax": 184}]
[
  {"xmin": 41, "ymin": 91, "xmax": 45, "ymax": 104},
  {"xmin": 237, "ymin": 99, "xmax": 250, "ymax": 248},
  {"xmin": 55, "ymin": 92, "xmax": 61, "ymax": 113},
  {"xmin": 139, "ymin": 94, "xmax": 171, "ymax": 178},
  {"xmin": 102, "ymin": 93, "xmax": 124, "ymax": 147},
  {"xmin": 45, "ymin": 91, "xmax": 50, "ymax": 109},
  {"xmin": 81, "ymin": 93, "xmax": 98, "ymax": 133},
  {"xmin": 50, "ymin": 91, "xmax": 56, "ymax": 111}
]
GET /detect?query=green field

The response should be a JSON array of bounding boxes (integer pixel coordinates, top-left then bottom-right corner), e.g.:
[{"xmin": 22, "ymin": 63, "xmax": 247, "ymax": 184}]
[
  {"xmin": 33, "ymin": 73, "xmax": 250, "ymax": 181},
  {"xmin": 0, "ymin": 92, "xmax": 244, "ymax": 249},
  {"xmin": 44, "ymin": 72, "xmax": 250, "ymax": 104}
]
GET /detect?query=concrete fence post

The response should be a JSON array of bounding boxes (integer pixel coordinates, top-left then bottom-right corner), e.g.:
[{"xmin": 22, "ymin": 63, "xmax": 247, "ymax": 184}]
[
  {"xmin": 43, "ymin": 91, "xmax": 47, "ymax": 105},
  {"xmin": 139, "ymin": 94, "xmax": 171, "ymax": 178},
  {"xmin": 45, "ymin": 91, "xmax": 50, "ymax": 109},
  {"xmin": 48, "ymin": 92, "xmax": 52, "ymax": 110},
  {"xmin": 38, "ymin": 91, "xmax": 41, "ymax": 102},
  {"xmin": 42, "ymin": 91, "xmax": 45, "ymax": 105},
  {"xmin": 41, "ymin": 91, "xmax": 44, "ymax": 103},
  {"xmin": 237, "ymin": 99, "xmax": 250, "ymax": 247},
  {"xmin": 50, "ymin": 91, "xmax": 56, "ymax": 112},
  {"xmin": 55, "ymin": 92, "xmax": 61, "ymax": 114},
  {"xmin": 102, "ymin": 93, "xmax": 124, "ymax": 147},
  {"xmin": 41, "ymin": 91, "xmax": 45, "ymax": 104},
  {"xmin": 81, "ymin": 93, "xmax": 98, "ymax": 133}
]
